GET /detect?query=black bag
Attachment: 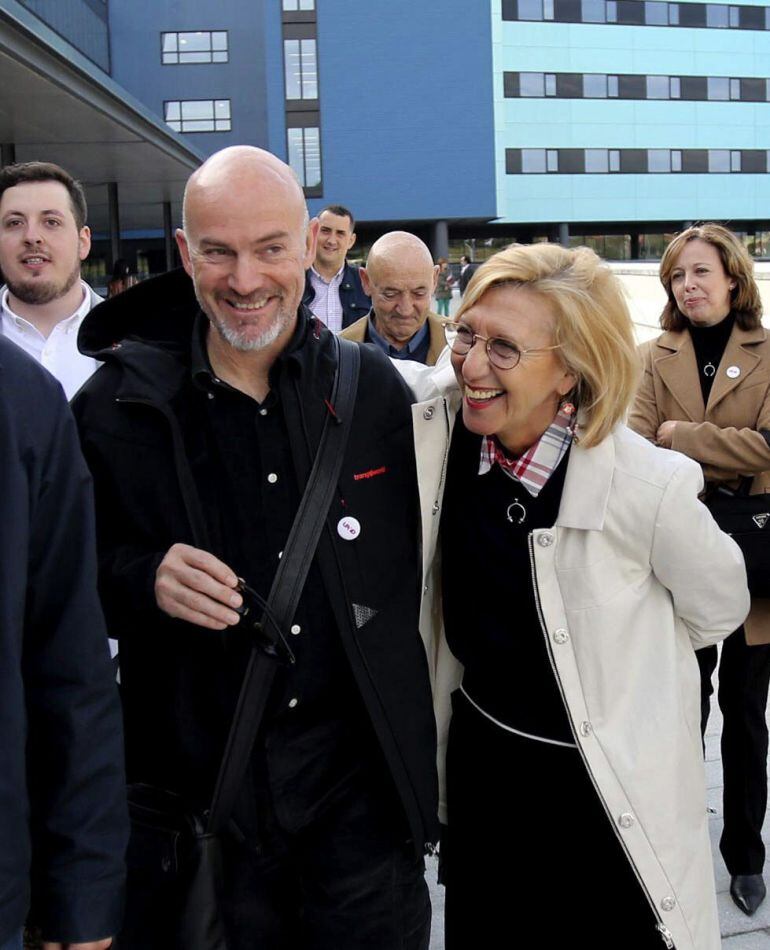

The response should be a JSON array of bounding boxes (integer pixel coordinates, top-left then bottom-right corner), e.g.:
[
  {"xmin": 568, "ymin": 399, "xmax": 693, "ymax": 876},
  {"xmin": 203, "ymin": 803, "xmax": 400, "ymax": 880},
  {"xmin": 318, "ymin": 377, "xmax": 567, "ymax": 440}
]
[
  {"xmin": 117, "ymin": 338, "xmax": 361, "ymax": 950},
  {"xmin": 122, "ymin": 785, "xmax": 227, "ymax": 950},
  {"xmin": 705, "ymin": 485, "xmax": 770, "ymax": 597}
]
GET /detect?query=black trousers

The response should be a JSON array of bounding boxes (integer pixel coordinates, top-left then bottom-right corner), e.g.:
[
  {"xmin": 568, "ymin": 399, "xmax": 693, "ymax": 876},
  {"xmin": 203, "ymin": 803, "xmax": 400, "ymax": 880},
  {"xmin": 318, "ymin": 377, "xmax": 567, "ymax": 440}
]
[
  {"xmin": 119, "ymin": 769, "xmax": 430, "ymax": 950},
  {"xmin": 698, "ymin": 625, "xmax": 770, "ymax": 875}
]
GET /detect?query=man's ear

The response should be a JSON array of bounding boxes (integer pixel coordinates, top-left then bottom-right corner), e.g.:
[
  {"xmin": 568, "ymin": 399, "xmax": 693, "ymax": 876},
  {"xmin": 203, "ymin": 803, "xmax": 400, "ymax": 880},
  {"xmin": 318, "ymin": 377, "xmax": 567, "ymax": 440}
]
[
  {"xmin": 304, "ymin": 217, "xmax": 320, "ymax": 269},
  {"xmin": 360, "ymin": 266, "xmax": 372, "ymax": 296},
  {"xmin": 175, "ymin": 229, "xmax": 193, "ymax": 277},
  {"xmin": 78, "ymin": 226, "xmax": 91, "ymax": 262},
  {"xmin": 346, "ymin": 230, "xmax": 357, "ymax": 253}
]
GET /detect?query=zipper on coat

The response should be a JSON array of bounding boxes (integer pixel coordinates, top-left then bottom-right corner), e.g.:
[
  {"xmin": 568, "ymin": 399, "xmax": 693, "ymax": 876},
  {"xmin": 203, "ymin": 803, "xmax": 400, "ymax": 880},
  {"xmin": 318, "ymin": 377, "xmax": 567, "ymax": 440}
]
[{"xmin": 527, "ymin": 534, "xmax": 672, "ymax": 944}]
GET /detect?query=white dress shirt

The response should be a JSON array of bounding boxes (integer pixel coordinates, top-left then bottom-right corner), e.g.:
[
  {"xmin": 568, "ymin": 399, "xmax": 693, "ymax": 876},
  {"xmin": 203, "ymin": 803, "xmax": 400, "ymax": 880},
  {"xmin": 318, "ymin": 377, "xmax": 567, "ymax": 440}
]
[
  {"xmin": 1, "ymin": 281, "xmax": 100, "ymax": 399},
  {"xmin": 307, "ymin": 264, "xmax": 345, "ymax": 332}
]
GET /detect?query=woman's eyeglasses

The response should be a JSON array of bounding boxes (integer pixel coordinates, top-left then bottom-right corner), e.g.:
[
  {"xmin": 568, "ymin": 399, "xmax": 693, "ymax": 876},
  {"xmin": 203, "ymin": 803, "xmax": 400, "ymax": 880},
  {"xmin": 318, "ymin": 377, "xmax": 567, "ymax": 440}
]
[{"xmin": 442, "ymin": 320, "xmax": 561, "ymax": 370}]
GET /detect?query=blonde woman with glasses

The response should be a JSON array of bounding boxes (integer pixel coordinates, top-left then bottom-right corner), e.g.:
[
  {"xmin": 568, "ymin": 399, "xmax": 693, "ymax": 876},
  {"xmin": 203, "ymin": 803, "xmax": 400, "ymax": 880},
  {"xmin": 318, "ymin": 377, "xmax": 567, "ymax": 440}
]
[{"xmin": 400, "ymin": 242, "xmax": 749, "ymax": 950}]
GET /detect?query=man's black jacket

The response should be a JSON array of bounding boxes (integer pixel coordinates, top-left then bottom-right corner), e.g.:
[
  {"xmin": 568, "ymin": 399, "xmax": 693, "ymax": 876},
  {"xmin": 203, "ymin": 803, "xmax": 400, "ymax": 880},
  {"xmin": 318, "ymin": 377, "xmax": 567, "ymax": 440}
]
[
  {"xmin": 72, "ymin": 269, "xmax": 439, "ymax": 854},
  {"xmin": 0, "ymin": 338, "xmax": 126, "ymax": 944},
  {"xmin": 302, "ymin": 261, "xmax": 371, "ymax": 329}
]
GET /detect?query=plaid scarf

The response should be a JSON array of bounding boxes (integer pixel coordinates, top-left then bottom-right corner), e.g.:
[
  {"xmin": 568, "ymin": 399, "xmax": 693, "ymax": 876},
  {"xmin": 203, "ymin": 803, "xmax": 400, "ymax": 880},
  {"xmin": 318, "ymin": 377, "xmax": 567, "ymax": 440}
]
[{"xmin": 478, "ymin": 403, "xmax": 576, "ymax": 498}]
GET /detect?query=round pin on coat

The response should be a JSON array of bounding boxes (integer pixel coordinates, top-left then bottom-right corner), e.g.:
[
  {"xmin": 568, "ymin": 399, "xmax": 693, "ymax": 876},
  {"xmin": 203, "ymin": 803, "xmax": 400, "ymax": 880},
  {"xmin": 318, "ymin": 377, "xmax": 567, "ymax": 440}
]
[
  {"xmin": 727, "ymin": 365, "xmax": 741, "ymax": 379},
  {"xmin": 337, "ymin": 516, "xmax": 361, "ymax": 540}
]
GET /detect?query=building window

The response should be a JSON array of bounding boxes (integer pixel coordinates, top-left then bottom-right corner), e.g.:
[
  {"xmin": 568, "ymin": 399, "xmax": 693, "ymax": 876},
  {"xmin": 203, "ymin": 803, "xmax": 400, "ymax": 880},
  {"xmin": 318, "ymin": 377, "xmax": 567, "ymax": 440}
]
[
  {"xmin": 521, "ymin": 72, "xmax": 546, "ymax": 96},
  {"xmin": 161, "ymin": 31, "xmax": 228, "ymax": 65},
  {"xmin": 287, "ymin": 127, "xmax": 322, "ymax": 190},
  {"xmin": 503, "ymin": 0, "xmax": 770, "ymax": 29},
  {"xmin": 505, "ymin": 69, "xmax": 768, "ymax": 101},
  {"xmin": 506, "ymin": 148, "xmax": 770, "ymax": 174},
  {"xmin": 164, "ymin": 99, "xmax": 231, "ymax": 133},
  {"xmin": 585, "ymin": 148, "xmax": 609, "ymax": 172},
  {"xmin": 584, "ymin": 74, "xmax": 609, "ymax": 97},
  {"xmin": 644, "ymin": 1, "xmax": 668, "ymax": 24},
  {"xmin": 707, "ymin": 77, "xmax": 730, "ymax": 100},
  {"xmin": 283, "ymin": 38, "xmax": 318, "ymax": 99},
  {"xmin": 282, "ymin": 0, "xmax": 315, "ymax": 9},
  {"xmin": 546, "ymin": 149, "xmax": 559, "ymax": 171},
  {"xmin": 522, "ymin": 148, "xmax": 548, "ymax": 173}
]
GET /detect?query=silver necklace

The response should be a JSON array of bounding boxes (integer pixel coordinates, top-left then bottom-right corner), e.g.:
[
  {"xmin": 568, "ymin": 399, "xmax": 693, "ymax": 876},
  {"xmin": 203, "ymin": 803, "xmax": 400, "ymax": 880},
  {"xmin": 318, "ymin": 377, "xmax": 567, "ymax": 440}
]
[{"xmin": 506, "ymin": 498, "xmax": 527, "ymax": 525}]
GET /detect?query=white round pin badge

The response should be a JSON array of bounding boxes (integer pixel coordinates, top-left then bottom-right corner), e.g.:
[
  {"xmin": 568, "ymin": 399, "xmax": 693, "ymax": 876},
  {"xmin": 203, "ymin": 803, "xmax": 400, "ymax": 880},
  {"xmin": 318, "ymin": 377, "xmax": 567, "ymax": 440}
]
[
  {"xmin": 337, "ymin": 516, "xmax": 361, "ymax": 541},
  {"xmin": 727, "ymin": 365, "xmax": 741, "ymax": 379}
]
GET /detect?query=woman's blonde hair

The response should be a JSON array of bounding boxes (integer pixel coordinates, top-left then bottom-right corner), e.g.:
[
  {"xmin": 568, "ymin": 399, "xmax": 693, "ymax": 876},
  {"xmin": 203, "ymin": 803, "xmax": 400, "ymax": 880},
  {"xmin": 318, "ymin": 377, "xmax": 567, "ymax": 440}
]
[
  {"xmin": 457, "ymin": 242, "xmax": 640, "ymax": 448},
  {"xmin": 659, "ymin": 223, "xmax": 762, "ymax": 331}
]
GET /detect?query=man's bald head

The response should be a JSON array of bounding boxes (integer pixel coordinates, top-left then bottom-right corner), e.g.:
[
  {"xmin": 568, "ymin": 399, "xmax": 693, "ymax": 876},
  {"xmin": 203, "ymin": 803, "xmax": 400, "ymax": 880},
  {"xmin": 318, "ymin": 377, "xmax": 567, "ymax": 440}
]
[
  {"xmin": 360, "ymin": 232, "xmax": 439, "ymax": 349},
  {"xmin": 175, "ymin": 146, "xmax": 317, "ymax": 355},
  {"xmin": 182, "ymin": 146, "xmax": 308, "ymax": 235}
]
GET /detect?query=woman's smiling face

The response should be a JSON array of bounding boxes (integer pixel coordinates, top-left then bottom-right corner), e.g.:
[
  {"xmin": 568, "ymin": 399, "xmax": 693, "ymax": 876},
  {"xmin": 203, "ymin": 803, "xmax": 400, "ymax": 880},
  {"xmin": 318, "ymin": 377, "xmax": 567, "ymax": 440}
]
[{"xmin": 451, "ymin": 284, "xmax": 577, "ymax": 456}]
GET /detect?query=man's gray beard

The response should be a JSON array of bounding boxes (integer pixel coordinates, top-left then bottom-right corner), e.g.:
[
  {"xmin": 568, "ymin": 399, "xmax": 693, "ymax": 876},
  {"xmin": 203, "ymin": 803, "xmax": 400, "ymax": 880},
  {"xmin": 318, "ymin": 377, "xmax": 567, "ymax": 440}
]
[
  {"xmin": 204, "ymin": 301, "xmax": 293, "ymax": 352},
  {"xmin": 7, "ymin": 261, "xmax": 81, "ymax": 306}
]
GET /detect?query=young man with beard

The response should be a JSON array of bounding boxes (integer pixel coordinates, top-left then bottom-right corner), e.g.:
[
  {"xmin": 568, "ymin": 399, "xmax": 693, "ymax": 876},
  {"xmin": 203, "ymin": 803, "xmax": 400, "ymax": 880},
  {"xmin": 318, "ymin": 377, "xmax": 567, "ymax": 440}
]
[
  {"xmin": 302, "ymin": 204, "xmax": 370, "ymax": 331},
  {"xmin": 71, "ymin": 146, "xmax": 438, "ymax": 950},
  {"xmin": 0, "ymin": 162, "xmax": 100, "ymax": 399}
]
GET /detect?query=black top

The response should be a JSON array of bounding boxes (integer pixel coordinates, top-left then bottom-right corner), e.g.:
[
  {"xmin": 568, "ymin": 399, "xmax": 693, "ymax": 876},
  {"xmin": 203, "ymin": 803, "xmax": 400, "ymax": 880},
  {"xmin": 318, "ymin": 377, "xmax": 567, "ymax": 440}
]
[
  {"xmin": 441, "ymin": 419, "xmax": 573, "ymax": 744},
  {"xmin": 688, "ymin": 311, "xmax": 735, "ymax": 404},
  {"xmin": 188, "ymin": 316, "xmax": 377, "ymax": 833}
]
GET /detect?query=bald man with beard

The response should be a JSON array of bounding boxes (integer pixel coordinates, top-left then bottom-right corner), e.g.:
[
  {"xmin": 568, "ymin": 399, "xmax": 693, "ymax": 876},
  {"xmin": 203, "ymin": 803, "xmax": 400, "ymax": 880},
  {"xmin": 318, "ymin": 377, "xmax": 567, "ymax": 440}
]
[
  {"xmin": 340, "ymin": 232, "xmax": 446, "ymax": 365},
  {"xmin": 71, "ymin": 147, "xmax": 438, "ymax": 950}
]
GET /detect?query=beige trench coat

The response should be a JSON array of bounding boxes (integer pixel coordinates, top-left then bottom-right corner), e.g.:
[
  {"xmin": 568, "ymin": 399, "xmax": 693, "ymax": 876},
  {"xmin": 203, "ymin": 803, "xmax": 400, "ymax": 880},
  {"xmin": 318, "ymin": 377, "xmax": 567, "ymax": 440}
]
[
  {"xmin": 397, "ymin": 353, "xmax": 749, "ymax": 950},
  {"xmin": 629, "ymin": 324, "xmax": 770, "ymax": 643}
]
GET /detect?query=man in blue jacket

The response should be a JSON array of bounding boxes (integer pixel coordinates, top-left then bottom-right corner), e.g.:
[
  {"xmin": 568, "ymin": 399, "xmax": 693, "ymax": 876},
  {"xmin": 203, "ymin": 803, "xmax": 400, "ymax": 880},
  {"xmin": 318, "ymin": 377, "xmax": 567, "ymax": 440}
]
[
  {"xmin": 0, "ymin": 336, "xmax": 127, "ymax": 950},
  {"xmin": 302, "ymin": 204, "xmax": 370, "ymax": 331}
]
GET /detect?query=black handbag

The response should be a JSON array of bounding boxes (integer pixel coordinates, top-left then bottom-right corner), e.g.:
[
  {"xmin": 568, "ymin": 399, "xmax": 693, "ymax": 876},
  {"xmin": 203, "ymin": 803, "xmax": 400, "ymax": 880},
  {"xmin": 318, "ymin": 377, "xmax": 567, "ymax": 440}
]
[
  {"xmin": 705, "ymin": 482, "xmax": 770, "ymax": 598},
  {"xmin": 119, "ymin": 338, "xmax": 361, "ymax": 950}
]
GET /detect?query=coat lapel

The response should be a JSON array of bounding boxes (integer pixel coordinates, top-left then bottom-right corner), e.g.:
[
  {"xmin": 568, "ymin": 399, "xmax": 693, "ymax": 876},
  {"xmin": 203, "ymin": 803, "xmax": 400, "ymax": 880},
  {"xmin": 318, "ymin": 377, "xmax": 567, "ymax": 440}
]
[
  {"xmin": 707, "ymin": 324, "xmax": 765, "ymax": 415},
  {"xmin": 555, "ymin": 427, "xmax": 615, "ymax": 530},
  {"xmin": 653, "ymin": 330, "xmax": 704, "ymax": 423}
]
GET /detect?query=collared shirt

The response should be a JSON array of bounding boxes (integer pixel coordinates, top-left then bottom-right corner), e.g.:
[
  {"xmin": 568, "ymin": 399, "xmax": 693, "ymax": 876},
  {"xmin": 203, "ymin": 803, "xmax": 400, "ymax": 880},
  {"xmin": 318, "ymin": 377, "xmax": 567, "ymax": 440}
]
[
  {"xmin": 0, "ymin": 281, "xmax": 100, "ymax": 399},
  {"xmin": 366, "ymin": 312, "xmax": 431, "ymax": 364},
  {"xmin": 189, "ymin": 314, "xmax": 377, "ymax": 835},
  {"xmin": 307, "ymin": 264, "xmax": 345, "ymax": 332},
  {"xmin": 479, "ymin": 403, "xmax": 577, "ymax": 498}
]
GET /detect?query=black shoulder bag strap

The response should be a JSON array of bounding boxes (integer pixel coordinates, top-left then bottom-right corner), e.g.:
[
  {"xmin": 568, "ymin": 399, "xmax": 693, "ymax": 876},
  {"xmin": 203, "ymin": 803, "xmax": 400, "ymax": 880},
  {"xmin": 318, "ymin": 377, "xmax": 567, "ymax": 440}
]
[{"xmin": 206, "ymin": 336, "xmax": 360, "ymax": 834}]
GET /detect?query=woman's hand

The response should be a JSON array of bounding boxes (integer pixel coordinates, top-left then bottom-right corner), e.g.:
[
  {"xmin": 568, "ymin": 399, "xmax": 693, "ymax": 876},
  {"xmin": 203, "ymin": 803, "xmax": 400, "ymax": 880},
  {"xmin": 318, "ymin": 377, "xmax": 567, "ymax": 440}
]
[{"xmin": 656, "ymin": 421, "xmax": 677, "ymax": 448}]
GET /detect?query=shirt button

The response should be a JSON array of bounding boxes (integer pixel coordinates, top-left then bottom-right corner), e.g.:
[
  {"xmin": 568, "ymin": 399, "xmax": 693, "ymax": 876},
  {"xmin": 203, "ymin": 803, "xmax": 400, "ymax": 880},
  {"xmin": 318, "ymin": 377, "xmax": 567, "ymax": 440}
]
[
  {"xmin": 553, "ymin": 628, "xmax": 569, "ymax": 645},
  {"xmin": 259, "ymin": 408, "xmax": 268, "ymax": 416},
  {"xmin": 618, "ymin": 813, "xmax": 635, "ymax": 829},
  {"xmin": 579, "ymin": 720, "xmax": 592, "ymax": 737},
  {"xmin": 207, "ymin": 392, "xmax": 215, "ymax": 400},
  {"xmin": 288, "ymin": 698, "xmax": 298, "ymax": 709},
  {"xmin": 538, "ymin": 532, "xmax": 554, "ymax": 547},
  {"xmin": 660, "ymin": 896, "xmax": 676, "ymax": 912},
  {"xmin": 290, "ymin": 624, "xmax": 301, "ymax": 635},
  {"xmin": 277, "ymin": 551, "xmax": 283, "ymax": 559},
  {"xmin": 267, "ymin": 473, "xmax": 278, "ymax": 484}
]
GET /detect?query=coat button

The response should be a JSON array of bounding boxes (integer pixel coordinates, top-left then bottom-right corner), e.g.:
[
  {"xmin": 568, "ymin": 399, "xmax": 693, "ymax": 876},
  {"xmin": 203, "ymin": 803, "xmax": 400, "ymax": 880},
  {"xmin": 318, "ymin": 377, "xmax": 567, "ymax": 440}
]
[
  {"xmin": 579, "ymin": 720, "xmax": 592, "ymax": 737},
  {"xmin": 660, "ymin": 896, "xmax": 676, "ymax": 912},
  {"xmin": 423, "ymin": 406, "xmax": 435, "ymax": 420},
  {"xmin": 538, "ymin": 532, "xmax": 554, "ymax": 547},
  {"xmin": 432, "ymin": 502, "xmax": 440, "ymax": 515},
  {"xmin": 553, "ymin": 628, "xmax": 569, "ymax": 645},
  {"xmin": 618, "ymin": 813, "xmax": 635, "ymax": 829}
]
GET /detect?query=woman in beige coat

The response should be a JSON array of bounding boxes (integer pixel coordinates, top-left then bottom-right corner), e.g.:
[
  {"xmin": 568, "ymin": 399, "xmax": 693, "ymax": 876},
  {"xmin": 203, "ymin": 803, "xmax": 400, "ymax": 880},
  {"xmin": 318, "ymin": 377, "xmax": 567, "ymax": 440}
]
[
  {"xmin": 402, "ymin": 242, "xmax": 749, "ymax": 950},
  {"xmin": 629, "ymin": 223, "xmax": 770, "ymax": 917}
]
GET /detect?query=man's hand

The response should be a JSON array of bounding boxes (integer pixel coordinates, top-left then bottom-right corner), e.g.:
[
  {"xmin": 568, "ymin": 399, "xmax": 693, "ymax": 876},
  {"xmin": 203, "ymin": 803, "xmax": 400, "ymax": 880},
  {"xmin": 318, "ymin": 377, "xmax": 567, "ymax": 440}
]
[
  {"xmin": 656, "ymin": 420, "xmax": 677, "ymax": 448},
  {"xmin": 155, "ymin": 543, "xmax": 242, "ymax": 630},
  {"xmin": 43, "ymin": 941, "xmax": 113, "ymax": 950}
]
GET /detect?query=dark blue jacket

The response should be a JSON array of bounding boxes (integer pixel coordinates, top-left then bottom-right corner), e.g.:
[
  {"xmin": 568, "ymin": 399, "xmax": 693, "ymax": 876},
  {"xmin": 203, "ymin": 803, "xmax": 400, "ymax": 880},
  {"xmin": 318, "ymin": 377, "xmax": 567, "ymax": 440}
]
[
  {"xmin": 0, "ymin": 337, "xmax": 127, "ymax": 944},
  {"xmin": 302, "ymin": 261, "xmax": 371, "ymax": 329}
]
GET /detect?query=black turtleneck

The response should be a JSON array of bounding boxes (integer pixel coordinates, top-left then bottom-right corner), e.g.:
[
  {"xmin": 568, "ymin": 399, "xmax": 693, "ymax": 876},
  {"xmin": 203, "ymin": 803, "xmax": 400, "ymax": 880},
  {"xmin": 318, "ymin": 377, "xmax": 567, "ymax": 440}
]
[{"xmin": 688, "ymin": 312, "xmax": 735, "ymax": 404}]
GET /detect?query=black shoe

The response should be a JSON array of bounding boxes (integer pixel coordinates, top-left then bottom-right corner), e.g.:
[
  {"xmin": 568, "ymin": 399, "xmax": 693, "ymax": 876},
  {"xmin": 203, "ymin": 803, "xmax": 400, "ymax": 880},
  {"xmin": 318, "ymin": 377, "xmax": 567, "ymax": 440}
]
[{"xmin": 730, "ymin": 874, "xmax": 766, "ymax": 916}]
